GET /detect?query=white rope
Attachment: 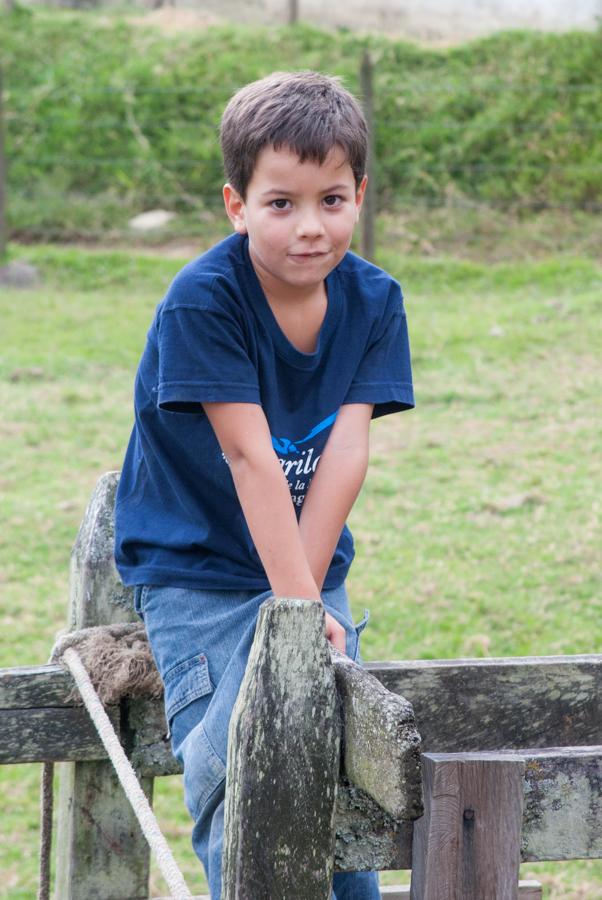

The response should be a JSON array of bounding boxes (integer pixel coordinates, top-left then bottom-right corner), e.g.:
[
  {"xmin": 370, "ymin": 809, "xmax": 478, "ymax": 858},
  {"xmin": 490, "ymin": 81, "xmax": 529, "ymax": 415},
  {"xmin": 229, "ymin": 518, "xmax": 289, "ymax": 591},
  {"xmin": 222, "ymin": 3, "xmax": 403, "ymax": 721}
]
[{"xmin": 62, "ymin": 647, "xmax": 193, "ymax": 900}]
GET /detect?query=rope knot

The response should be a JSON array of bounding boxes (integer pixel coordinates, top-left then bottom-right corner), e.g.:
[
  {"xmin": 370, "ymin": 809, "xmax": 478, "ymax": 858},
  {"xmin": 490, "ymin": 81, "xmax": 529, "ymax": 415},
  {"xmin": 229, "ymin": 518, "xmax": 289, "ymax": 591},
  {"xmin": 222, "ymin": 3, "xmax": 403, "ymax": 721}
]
[{"xmin": 51, "ymin": 623, "xmax": 163, "ymax": 705}]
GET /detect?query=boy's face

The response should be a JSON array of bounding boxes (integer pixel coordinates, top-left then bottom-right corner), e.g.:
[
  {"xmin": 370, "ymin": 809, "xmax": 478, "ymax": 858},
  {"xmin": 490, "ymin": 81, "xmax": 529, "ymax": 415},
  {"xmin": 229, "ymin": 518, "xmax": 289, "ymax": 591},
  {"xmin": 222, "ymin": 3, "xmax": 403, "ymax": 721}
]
[{"xmin": 223, "ymin": 145, "xmax": 367, "ymax": 300}]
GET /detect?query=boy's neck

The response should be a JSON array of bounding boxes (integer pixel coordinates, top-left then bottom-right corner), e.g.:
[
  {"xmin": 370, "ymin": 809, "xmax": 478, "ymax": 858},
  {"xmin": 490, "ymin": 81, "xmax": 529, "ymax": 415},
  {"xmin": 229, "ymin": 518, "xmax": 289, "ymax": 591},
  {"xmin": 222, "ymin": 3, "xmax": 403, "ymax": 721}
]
[{"xmin": 259, "ymin": 275, "xmax": 328, "ymax": 355}]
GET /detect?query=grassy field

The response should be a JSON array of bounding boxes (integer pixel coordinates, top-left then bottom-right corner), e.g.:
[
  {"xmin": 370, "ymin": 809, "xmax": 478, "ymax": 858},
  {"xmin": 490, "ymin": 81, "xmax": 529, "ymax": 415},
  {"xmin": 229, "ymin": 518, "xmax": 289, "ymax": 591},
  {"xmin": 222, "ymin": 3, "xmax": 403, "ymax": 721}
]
[{"xmin": 1, "ymin": 236, "xmax": 601, "ymax": 897}]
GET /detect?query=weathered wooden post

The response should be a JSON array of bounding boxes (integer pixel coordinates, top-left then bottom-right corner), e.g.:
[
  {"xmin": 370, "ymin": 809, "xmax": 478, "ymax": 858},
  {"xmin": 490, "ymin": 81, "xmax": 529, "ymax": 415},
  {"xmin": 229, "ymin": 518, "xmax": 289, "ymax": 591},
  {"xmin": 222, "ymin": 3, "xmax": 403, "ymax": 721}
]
[
  {"xmin": 222, "ymin": 598, "xmax": 341, "ymax": 899},
  {"xmin": 222, "ymin": 598, "xmax": 424, "ymax": 898},
  {"xmin": 54, "ymin": 472, "xmax": 153, "ymax": 900},
  {"xmin": 360, "ymin": 51, "xmax": 376, "ymax": 263},
  {"xmin": 0, "ymin": 67, "xmax": 7, "ymax": 261},
  {"xmin": 410, "ymin": 752, "xmax": 525, "ymax": 900}
]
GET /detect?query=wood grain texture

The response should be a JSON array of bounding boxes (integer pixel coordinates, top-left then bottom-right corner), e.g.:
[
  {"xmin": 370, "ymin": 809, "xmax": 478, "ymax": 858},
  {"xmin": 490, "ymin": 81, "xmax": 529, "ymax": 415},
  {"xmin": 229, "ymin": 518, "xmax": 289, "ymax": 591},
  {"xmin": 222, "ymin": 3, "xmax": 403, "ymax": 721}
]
[
  {"xmin": 519, "ymin": 746, "xmax": 602, "ymax": 861},
  {"xmin": 5, "ymin": 654, "xmax": 600, "ymax": 748},
  {"xmin": 153, "ymin": 883, "xmax": 542, "ymax": 900},
  {"xmin": 410, "ymin": 753, "xmax": 525, "ymax": 900},
  {"xmin": 332, "ymin": 650, "xmax": 423, "ymax": 820},
  {"xmin": 0, "ymin": 706, "xmax": 118, "ymax": 763},
  {"xmin": 369, "ymin": 656, "xmax": 602, "ymax": 751},
  {"xmin": 68, "ymin": 470, "xmax": 135, "ymax": 629},
  {"xmin": 0, "ymin": 663, "xmax": 73, "ymax": 708},
  {"xmin": 222, "ymin": 598, "xmax": 340, "ymax": 900},
  {"xmin": 54, "ymin": 473, "xmax": 152, "ymax": 900},
  {"xmin": 54, "ymin": 759, "xmax": 154, "ymax": 900},
  {"xmin": 3, "ymin": 668, "xmax": 602, "ymax": 868}
]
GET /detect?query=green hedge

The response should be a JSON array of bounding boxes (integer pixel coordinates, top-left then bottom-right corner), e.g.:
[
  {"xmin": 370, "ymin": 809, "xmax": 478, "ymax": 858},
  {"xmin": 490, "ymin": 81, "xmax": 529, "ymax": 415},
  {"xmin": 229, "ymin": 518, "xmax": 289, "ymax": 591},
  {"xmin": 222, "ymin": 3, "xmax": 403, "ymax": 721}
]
[{"xmin": 2, "ymin": 7, "xmax": 602, "ymax": 237}]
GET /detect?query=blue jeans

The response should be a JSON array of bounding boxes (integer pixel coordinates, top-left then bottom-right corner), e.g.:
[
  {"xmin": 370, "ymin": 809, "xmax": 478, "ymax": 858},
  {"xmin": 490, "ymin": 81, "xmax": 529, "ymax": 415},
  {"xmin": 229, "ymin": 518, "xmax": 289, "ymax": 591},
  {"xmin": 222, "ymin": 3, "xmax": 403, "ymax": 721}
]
[{"xmin": 134, "ymin": 583, "xmax": 380, "ymax": 900}]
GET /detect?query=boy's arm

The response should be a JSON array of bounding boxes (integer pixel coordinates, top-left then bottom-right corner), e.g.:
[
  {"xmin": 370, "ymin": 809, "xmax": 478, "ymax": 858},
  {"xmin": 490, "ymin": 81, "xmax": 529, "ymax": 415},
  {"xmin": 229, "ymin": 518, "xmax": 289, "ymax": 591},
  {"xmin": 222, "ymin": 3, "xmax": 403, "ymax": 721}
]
[
  {"xmin": 298, "ymin": 403, "xmax": 373, "ymax": 591},
  {"xmin": 202, "ymin": 401, "xmax": 347, "ymax": 652}
]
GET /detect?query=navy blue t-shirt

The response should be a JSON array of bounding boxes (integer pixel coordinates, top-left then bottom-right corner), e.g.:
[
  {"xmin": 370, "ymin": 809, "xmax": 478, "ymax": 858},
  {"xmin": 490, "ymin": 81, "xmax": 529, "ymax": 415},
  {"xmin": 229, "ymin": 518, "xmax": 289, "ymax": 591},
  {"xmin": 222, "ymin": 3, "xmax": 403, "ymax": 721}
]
[{"xmin": 114, "ymin": 233, "xmax": 414, "ymax": 591}]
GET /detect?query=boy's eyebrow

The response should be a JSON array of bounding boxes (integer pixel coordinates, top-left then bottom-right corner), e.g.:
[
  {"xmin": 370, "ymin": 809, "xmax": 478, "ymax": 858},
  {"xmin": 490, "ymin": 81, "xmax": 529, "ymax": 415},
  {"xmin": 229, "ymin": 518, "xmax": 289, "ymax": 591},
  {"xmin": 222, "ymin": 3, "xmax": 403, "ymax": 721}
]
[{"xmin": 260, "ymin": 184, "xmax": 352, "ymax": 197}]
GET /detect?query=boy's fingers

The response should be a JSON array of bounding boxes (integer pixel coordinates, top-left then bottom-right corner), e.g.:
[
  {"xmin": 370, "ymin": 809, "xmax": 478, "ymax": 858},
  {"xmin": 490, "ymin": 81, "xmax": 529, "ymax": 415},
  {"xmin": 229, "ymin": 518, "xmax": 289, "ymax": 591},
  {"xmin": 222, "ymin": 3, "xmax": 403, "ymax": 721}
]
[{"xmin": 324, "ymin": 611, "xmax": 347, "ymax": 655}]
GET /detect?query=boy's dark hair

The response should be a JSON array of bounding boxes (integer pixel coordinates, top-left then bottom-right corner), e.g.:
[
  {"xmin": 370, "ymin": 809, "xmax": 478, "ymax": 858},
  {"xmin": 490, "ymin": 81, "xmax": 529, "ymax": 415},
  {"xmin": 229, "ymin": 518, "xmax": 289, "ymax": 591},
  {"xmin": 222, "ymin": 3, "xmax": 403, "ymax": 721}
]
[{"xmin": 220, "ymin": 71, "xmax": 368, "ymax": 198}]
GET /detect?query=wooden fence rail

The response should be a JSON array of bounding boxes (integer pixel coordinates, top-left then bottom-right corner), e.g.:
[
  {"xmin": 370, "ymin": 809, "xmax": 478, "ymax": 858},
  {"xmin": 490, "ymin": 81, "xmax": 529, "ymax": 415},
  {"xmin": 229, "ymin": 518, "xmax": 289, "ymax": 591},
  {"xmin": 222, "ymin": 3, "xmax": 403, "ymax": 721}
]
[
  {"xmin": 2, "ymin": 663, "xmax": 601, "ymax": 868},
  {"xmin": 1, "ymin": 472, "xmax": 600, "ymax": 897}
]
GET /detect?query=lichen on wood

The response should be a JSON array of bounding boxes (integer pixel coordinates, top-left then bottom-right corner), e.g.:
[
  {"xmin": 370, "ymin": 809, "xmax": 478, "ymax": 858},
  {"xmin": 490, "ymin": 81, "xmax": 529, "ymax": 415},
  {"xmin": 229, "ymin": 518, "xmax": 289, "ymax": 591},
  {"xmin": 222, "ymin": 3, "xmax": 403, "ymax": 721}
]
[{"xmin": 222, "ymin": 598, "xmax": 341, "ymax": 899}]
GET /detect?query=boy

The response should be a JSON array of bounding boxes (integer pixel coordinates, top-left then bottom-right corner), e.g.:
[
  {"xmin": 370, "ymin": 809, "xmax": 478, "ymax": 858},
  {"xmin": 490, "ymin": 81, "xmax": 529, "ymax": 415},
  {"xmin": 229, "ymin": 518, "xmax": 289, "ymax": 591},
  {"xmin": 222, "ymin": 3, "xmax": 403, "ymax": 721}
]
[{"xmin": 115, "ymin": 71, "xmax": 414, "ymax": 899}]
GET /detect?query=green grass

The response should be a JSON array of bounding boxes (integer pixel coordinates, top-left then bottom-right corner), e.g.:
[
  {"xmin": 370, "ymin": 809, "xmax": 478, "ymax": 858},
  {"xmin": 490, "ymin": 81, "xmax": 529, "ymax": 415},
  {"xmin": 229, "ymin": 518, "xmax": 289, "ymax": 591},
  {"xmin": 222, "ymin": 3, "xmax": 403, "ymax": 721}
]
[{"xmin": 1, "ymin": 241, "xmax": 601, "ymax": 896}]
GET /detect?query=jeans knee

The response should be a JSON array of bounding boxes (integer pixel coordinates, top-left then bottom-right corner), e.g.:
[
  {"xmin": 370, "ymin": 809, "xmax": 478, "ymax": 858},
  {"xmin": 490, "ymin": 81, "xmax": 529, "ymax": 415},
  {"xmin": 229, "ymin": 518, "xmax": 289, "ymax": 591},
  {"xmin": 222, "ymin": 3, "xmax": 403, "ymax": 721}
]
[{"xmin": 178, "ymin": 720, "xmax": 227, "ymax": 822}]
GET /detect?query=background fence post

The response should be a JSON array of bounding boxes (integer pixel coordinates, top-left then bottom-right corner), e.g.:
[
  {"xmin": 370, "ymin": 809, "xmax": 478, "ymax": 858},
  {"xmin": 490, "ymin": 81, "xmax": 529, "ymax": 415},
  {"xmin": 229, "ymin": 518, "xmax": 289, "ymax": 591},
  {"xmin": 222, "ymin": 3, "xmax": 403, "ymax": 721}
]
[
  {"xmin": 54, "ymin": 473, "xmax": 153, "ymax": 900},
  {"xmin": 288, "ymin": 0, "xmax": 299, "ymax": 25},
  {"xmin": 0, "ymin": 67, "xmax": 7, "ymax": 261},
  {"xmin": 360, "ymin": 50, "xmax": 376, "ymax": 263}
]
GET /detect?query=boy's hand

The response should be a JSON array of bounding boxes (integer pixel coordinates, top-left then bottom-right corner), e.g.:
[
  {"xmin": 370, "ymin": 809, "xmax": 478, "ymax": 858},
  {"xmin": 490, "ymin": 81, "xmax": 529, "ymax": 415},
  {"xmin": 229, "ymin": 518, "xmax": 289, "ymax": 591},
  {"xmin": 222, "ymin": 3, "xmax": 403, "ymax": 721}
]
[{"xmin": 324, "ymin": 609, "xmax": 347, "ymax": 654}]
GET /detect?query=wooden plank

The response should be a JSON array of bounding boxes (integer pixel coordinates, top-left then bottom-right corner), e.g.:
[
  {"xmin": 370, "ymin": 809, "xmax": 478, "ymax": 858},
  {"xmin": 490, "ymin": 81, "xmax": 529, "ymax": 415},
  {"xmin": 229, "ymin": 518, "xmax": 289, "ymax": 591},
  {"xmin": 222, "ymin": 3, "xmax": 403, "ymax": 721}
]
[
  {"xmin": 2, "ymin": 681, "xmax": 601, "ymax": 868},
  {"xmin": 519, "ymin": 746, "xmax": 602, "ymax": 861},
  {"xmin": 0, "ymin": 663, "xmax": 74, "ymax": 709},
  {"xmin": 222, "ymin": 598, "xmax": 340, "ymax": 900},
  {"xmin": 2, "ymin": 648, "xmax": 602, "ymax": 871},
  {"xmin": 3, "ymin": 654, "xmax": 601, "ymax": 748},
  {"xmin": 384, "ymin": 884, "xmax": 541, "ymax": 899},
  {"xmin": 0, "ymin": 706, "xmax": 118, "ymax": 764},
  {"xmin": 3, "ymin": 722, "xmax": 598, "ymax": 868},
  {"xmin": 408, "ymin": 747, "xmax": 602, "ymax": 865},
  {"xmin": 333, "ymin": 649, "xmax": 422, "ymax": 820},
  {"xmin": 368, "ymin": 655, "xmax": 602, "ymax": 751},
  {"xmin": 2, "ymin": 677, "xmax": 601, "ymax": 866},
  {"xmin": 410, "ymin": 753, "xmax": 525, "ymax": 899},
  {"xmin": 153, "ymin": 880, "xmax": 543, "ymax": 899},
  {"xmin": 54, "ymin": 472, "xmax": 152, "ymax": 900},
  {"xmin": 4, "ymin": 654, "xmax": 601, "ymax": 749}
]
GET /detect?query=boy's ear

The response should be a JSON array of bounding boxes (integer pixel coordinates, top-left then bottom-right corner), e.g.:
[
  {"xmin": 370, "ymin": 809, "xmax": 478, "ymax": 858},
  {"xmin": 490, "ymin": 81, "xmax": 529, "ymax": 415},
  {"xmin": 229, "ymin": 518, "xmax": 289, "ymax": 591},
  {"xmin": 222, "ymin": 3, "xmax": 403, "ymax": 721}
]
[
  {"xmin": 223, "ymin": 184, "xmax": 247, "ymax": 234},
  {"xmin": 354, "ymin": 175, "xmax": 368, "ymax": 221}
]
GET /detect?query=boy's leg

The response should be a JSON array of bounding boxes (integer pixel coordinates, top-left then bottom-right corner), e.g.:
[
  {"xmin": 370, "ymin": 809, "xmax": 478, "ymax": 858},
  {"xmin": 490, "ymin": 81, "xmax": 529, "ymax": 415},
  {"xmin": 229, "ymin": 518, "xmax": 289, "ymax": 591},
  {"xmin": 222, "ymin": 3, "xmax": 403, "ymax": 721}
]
[
  {"xmin": 332, "ymin": 872, "xmax": 381, "ymax": 900},
  {"xmin": 136, "ymin": 583, "xmax": 380, "ymax": 900},
  {"xmin": 135, "ymin": 583, "xmax": 271, "ymax": 897}
]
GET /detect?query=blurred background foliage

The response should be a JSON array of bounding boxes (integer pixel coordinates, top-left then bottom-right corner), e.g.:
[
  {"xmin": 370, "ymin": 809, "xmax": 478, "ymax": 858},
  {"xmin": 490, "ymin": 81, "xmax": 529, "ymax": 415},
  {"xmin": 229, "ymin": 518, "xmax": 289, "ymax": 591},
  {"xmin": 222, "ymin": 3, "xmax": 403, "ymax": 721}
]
[{"xmin": 2, "ymin": 7, "xmax": 602, "ymax": 241}]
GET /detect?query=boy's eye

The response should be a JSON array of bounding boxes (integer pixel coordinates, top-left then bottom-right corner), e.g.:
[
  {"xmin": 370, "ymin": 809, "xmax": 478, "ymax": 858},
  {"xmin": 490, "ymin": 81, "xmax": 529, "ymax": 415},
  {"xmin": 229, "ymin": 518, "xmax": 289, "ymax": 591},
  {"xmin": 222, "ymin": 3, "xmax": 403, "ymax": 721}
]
[
  {"xmin": 323, "ymin": 195, "xmax": 343, "ymax": 207},
  {"xmin": 271, "ymin": 199, "xmax": 291, "ymax": 210}
]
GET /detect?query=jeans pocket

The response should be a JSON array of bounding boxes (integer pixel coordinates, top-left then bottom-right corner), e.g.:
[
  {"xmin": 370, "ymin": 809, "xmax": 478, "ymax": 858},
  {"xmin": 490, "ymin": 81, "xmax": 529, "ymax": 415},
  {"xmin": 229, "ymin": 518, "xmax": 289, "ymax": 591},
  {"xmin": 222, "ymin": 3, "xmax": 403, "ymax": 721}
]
[{"xmin": 163, "ymin": 652, "xmax": 214, "ymax": 728}]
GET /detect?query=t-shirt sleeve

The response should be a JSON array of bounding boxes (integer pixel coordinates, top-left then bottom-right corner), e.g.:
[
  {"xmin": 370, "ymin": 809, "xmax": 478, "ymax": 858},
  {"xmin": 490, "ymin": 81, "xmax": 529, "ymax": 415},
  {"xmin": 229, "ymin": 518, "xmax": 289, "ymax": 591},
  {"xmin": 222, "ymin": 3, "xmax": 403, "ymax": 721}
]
[
  {"xmin": 344, "ymin": 282, "xmax": 415, "ymax": 418},
  {"xmin": 156, "ymin": 278, "xmax": 261, "ymax": 413}
]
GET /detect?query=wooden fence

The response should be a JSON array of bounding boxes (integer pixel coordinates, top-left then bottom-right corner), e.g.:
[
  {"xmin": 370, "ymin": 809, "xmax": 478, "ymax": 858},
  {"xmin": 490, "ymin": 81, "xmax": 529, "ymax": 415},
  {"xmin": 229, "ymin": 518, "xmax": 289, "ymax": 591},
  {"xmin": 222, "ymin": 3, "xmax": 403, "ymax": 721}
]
[{"xmin": 1, "ymin": 472, "xmax": 601, "ymax": 897}]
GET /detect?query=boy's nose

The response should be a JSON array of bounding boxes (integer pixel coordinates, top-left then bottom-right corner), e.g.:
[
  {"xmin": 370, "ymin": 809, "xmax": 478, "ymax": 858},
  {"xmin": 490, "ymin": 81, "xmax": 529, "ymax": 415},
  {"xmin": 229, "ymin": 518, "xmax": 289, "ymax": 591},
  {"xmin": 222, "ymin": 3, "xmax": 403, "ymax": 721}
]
[{"xmin": 296, "ymin": 210, "xmax": 325, "ymax": 238}]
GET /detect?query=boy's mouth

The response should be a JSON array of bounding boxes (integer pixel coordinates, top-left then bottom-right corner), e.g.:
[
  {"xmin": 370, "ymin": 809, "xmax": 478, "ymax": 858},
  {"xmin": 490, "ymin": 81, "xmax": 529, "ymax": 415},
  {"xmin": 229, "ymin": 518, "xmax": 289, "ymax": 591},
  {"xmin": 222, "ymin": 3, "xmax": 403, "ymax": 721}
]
[{"xmin": 288, "ymin": 250, "xmax": 329, "ymax": 260}]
